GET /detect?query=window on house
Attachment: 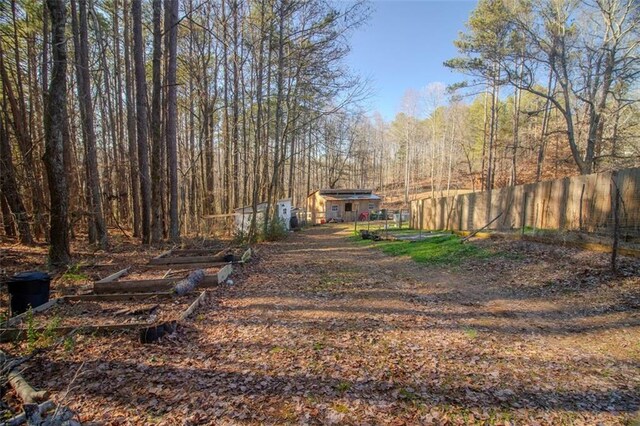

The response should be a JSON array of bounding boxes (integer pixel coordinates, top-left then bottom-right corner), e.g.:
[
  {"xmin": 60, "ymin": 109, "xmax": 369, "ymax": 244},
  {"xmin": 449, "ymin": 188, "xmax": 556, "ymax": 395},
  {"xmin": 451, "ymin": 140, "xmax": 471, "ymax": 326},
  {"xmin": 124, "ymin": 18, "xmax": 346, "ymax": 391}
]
[
  {"xmin": 368, "ymin": 203, "xmax": 374, "ymax": 210},
  {"xmin": 331, "ymin": 205, "xmax": 338, "ymax": 212},
  {"xmin": 345, "ymin": 203, "xmax": 352, "ymax": 212}
]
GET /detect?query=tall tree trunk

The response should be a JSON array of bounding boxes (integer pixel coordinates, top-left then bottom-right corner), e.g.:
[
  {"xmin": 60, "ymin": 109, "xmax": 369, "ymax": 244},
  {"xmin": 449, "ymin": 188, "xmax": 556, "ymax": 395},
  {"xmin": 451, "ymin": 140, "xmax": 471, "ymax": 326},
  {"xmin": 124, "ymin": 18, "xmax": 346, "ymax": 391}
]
[
  {"xmin": 265, "ymin": 0, "xmax": 287, "ymax": 234},
  {"xmin": 0, "ymin": 40, "xmax": 47, "ymax": 240},
  {"xmin": 132, "ymin": 0, "xmax": 152, "ymax": 244},
  {"xmin": 231, "ymin": 0, "xmax": 240, "ymax": 210},
  {"xmin": 222, "ymin": 0, "xmax": 231, "ymax": 213},
  {"xmin": 150, "ymin": 0, "xmax": 164, "ymax": 244},
  {"xmin": 165, "ymin": 0, "xmax": 179, "ymax": 241},
  {"xmin": 0, "ymin": 114, "xmax": 33, "ymax": 244},
  {"xmin": 43, "ymin": 0, "xmax": 71, "ymax": 266},
  {"xmin": 112, "ymin": 0, "xmax": 129, "ymax": 224},
  {"xmin": 123, "ymin": 0, "xmax": 140, "ymax": 236},
  {"xmin": 71, "ymin": 0, "xmax": 108, "ymax": 249}
]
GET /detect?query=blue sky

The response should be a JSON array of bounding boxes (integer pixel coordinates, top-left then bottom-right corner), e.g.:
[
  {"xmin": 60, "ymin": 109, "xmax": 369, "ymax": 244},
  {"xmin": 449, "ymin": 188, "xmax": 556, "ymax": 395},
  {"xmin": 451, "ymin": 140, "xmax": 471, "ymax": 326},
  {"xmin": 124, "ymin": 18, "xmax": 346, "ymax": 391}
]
[{"xmin": 346, "ymin": 0, "xmax": 477, "ymax": 120}]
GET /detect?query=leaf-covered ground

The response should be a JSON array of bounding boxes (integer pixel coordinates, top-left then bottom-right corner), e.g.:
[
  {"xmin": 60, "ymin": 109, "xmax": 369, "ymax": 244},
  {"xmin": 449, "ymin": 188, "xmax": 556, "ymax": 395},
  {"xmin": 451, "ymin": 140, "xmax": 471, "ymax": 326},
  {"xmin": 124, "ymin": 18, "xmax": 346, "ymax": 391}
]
[{"xmin": 6, "ymin": 225, "xmax": 640, "ymax": 425}]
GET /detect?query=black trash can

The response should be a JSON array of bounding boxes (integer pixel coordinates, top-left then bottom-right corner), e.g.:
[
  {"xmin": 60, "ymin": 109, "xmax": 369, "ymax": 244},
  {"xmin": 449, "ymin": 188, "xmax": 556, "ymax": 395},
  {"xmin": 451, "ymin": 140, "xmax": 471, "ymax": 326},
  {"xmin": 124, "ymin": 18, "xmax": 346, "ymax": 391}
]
[
  {"xmin": 7, "ymin": 271, "xmax": 51, "ymax": 316},
  {"xmin": 289, "ymin": 215, "xmax": 299, "ymax": 230}
]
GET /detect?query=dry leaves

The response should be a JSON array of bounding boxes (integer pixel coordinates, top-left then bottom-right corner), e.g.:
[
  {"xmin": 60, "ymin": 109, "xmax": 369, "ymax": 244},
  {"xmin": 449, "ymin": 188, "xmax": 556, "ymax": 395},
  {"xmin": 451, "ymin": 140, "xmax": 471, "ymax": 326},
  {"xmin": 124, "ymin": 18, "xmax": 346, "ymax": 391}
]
[{"xmin": 2, "ymin": 226, "xmax": 639, "ymax": 424}]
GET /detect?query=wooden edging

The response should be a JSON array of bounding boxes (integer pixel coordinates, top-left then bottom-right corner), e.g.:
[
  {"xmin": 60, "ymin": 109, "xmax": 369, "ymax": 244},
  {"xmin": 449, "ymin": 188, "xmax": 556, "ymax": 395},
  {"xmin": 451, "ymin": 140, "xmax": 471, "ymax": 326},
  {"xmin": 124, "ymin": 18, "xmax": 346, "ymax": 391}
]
[
  {"xmin": 240, "ymin": 248, "xmax": 252, "ymax": 263},
  {"xmin": 2, "ymin": 257, "xmax": 238, "ymax": 343},
  {"xmin": 94, "ymin": 274, "xmax": 219, "ymax": 294},
  {"xmin": 149, "ymin": 255, "xmax": 227, "ymax": 266},
  {"xmin": 95, "ymin": 267, "xmax": 130, "ymax": 284},
  {"xmin": 0, "ymin": 322, "xmax": 151, "ymax": 343},
  {"xmin": 145, "ymin": 261, "xmax": 230, "ymax": 269},
  {"xmin": 152, "ymin": 249, "xmax": 174, "ymax": 261},
  {"xmin": 180, "ymin": 291, "xmax": 207, "ymax": 321},
  {"xmin": 2, "ymin": 298, "xmax": 62, "ymax": 328},
  {"xmin": 64, "ymin": 292, "xmax": 175, "ymax": 302},
  {"xmin": 217, "ymin": 264, "xmax": 233, "ymax": 284},
  {"xmin": 171, "ymin": 246, "xmax": 228, "ymax": 256}
]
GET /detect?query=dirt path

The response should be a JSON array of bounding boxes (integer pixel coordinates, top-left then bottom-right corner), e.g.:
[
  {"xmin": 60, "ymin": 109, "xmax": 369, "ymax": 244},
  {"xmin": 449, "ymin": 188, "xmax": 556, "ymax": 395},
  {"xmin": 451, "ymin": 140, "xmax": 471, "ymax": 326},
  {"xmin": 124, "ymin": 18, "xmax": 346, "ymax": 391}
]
[{"xmin": 26, "ymin": 225, "xmax": 640, "ymax": 425}]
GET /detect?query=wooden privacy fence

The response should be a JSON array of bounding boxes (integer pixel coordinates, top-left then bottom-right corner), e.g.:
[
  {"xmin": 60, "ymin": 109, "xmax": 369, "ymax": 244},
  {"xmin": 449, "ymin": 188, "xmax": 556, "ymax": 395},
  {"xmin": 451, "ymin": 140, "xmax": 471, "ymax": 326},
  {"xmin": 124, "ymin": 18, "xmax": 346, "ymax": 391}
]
[{"xmin": 410, "ymin": 167, "xmax": 640, "ymax": 237}]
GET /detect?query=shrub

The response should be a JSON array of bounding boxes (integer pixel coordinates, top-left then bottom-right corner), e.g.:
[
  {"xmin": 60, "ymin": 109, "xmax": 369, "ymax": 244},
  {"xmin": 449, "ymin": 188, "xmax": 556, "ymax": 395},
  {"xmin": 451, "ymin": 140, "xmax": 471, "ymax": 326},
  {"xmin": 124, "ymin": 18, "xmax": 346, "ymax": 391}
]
[{"xmin": 262, "ymin": 218, "xmax": 288, "ymax": 241}]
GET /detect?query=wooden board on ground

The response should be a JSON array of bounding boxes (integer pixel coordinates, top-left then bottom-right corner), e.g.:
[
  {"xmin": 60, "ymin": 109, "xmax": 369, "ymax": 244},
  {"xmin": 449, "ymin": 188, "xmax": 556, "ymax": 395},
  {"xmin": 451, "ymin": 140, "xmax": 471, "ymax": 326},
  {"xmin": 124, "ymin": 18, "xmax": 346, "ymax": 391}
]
[
  {"xmin": 144, "ymin": 261, "xmax": 230, "ymax": 269},
  {"xmin": 95, "ymin": 268, "xmax": 130, "ymax": 284},
  {"xmin": 151, "ymin": 250, "xmax": 173, "ymax": 261},
  {"xmin": 65, "ymin": 292, "xmax": 175, "ymax": 301},
  {"xmin": 93, "ymin": 274, "xmax": 219, "ymax": 294},
  {"xmin": 0, "ymin": 323, "xmax": 151, "ymax": 343},
  {"xmin": 240, "ymin": 248, "xmax": 252, "ymax": 263},
  {"xmin": 217, "ymin": 264, "xmax": 233, "ymax": 284},
  {"xmin": 148, "ymin": 254, "xmax": 227, "ymax": 265},
  {"xmin": 165, "ymin": 247, "xmax": 226, "ymax": 256},
  {"xmin": 180, "ymin": 291, "xmax": 207, "ymax": 320},
  {"xmin": 3, "ymin": 298, "xmax": 62, "ymax": 328}
]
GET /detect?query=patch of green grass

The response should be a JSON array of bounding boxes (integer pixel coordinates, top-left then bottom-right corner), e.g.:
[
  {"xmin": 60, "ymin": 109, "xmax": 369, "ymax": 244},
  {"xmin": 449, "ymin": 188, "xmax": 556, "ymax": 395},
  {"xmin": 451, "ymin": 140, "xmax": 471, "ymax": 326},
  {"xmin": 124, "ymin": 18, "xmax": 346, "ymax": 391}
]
[
  {"xmin": 270, "ymin": 345, "xmax": 285, "ymax": 354},
  {"xmin": 463, "ymin": 327, "xmax": 478, "ymax": 339},
  {"xmin": 353, "ymin": 234, "xmax": 495, "ymax": 266},
  {"xmin": 25, "ymin": 310, "xmax": 62, "ymax": 352},
  {"xmin": 312, "ymin": 341, "xmax": 325, "ymax": 351},
  {"xmin": 335, "ymin": 382, "xmax": 351, "ymax": 393},
  {"xmin": 62, "ymin": 263, "xmax": 89, "ymax": 282},
  {"xmin": 63, "ymin": 335, "xmax": 75, "ymax": 353}
]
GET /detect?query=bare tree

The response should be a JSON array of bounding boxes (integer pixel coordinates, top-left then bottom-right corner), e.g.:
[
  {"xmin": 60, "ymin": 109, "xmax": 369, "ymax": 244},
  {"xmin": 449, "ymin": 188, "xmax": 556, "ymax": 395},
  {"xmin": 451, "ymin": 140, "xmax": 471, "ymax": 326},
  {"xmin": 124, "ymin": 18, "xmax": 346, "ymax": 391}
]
[
  {"xmin": 43, "ymin": 0, "xmax": 71, "ymax": 266},
  {"xmin": 70, "ymin": 0, "xmax": 108, "ymax": 249},
  {"xmin": 165, "ymin": 0, "xmax": 179, "ymax": 241},
  {"xmin": 132, "ymin": 0, "xmax": 152, "ymax": 244}
]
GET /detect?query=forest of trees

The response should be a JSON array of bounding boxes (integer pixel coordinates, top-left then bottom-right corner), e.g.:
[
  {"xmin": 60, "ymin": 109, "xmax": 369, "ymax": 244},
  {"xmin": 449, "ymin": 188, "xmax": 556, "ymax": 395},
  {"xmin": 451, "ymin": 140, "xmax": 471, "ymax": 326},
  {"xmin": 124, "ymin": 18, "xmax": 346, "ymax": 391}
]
[
  {"xmin": 0, "ymin": 0, "xmax": 638, "ymax": 266},
  {"xmin": 359, "ymin": 0, "xmax": 640, "ymax": 205}
]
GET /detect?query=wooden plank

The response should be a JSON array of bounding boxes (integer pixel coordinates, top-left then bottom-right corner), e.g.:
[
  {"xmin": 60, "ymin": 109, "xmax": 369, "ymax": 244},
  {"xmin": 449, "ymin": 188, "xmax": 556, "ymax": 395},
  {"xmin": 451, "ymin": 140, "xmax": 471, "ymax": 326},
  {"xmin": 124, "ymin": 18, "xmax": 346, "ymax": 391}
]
[
  {"xmin": 168, "ymin": 248, "xmax": 226, "ymax": 256},
  {"xmin": 151, "ymin": 249, "xmax": 173, "ymax": 261},
  {"xmin": 180, "ymin": 291, "xmax": 207, "ymax": 320},
  {"xmin": 148, "ymin": 255, "xmax": 226, "ymax": 265},
  {"xmin": 144, "ymin": 261, "xmax": 230, "ymax": 269},
  {"xmin": 95, "ymin": 267, "xmax": 130, "ymax": 284},
  {"xmin": 3, "ymin": 298, "xmax": 62, "ymax": 327},
  {"xmin": 64, "ymin": 292, "xmax": 175, "ymax": 302},
  {"xmin": 217, "ymin": 264, "xmax": 233, "ymax": 284},
  {"xmin": 0, "ymin": 322, "xmax": 151, "ymax": 343},
  {"xmin": 240, "ymin": 248, "xmax": 252, "ymax": 263},
  {"xmin": 94, "ymin": 275, "xmax": 219, "ymax": 294}
]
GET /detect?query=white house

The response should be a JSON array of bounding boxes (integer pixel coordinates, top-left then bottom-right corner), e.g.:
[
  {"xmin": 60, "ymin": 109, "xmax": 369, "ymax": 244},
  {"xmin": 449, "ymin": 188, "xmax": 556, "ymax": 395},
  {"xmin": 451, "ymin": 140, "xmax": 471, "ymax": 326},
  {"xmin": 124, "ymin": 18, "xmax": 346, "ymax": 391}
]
[{"xmin": 234, "ymin": 198, "xmax": 292, "ymax": 234}]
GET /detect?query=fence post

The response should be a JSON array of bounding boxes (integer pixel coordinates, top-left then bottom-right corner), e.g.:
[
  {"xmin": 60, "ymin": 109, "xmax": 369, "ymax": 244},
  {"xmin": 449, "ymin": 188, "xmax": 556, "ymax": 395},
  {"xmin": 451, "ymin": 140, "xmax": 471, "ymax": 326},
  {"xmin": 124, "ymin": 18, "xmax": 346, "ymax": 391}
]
[
  {"xmin": 521, "ymin": 192, "xmax": 528, "ymax": 236},
  {"xmin": 611, "ymin": 177, "xmax": 620, "ymax": 272},
  {"xmin": 419, "ymin": 199, "xmax": 423, "ymax": 238}
]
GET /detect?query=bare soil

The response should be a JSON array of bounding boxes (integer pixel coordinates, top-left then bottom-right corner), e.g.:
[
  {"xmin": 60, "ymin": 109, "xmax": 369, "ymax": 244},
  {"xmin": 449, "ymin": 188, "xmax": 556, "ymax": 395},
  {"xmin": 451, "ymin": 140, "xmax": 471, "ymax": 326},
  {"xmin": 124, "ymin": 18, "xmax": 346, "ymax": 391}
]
[{"xmin": 2, "ymin": 225, "xmax": 639, "ymax": 425}]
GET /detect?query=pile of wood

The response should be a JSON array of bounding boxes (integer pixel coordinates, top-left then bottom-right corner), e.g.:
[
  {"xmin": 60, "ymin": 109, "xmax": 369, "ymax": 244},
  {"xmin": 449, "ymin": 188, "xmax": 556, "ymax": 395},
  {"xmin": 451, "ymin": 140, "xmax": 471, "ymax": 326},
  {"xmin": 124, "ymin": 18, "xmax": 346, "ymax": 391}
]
[{"xmin": 0, "ymin": 350, "xmax": 78, "ymax": 425}]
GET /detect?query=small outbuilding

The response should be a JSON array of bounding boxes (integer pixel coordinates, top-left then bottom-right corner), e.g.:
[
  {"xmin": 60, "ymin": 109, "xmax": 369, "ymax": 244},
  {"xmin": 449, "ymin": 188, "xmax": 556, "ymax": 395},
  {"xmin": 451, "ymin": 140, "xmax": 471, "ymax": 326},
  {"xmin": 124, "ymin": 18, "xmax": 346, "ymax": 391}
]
[
  {"xmin": 307, "ymin": 189, "xmax": 382, "ymax": 224},
  {"xmin": 234, "ymin": 198, "xmax": 292, "ymax": 234}
]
